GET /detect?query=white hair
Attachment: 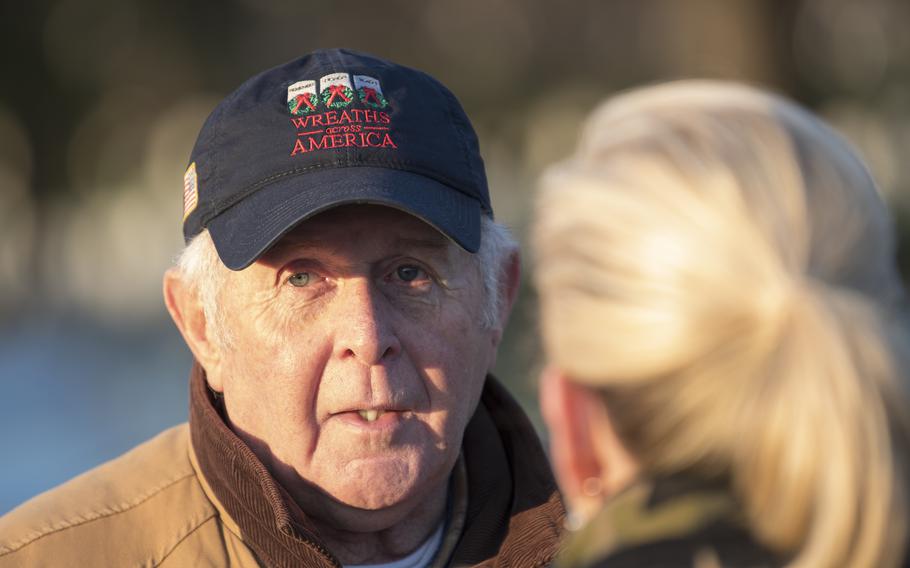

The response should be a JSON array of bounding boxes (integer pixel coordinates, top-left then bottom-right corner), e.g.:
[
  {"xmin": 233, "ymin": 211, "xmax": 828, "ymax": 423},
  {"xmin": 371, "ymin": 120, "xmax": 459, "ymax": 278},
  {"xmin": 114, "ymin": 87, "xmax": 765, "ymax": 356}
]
[
  {"xmin": 476, "ymin": 216, "xmax": 519, "ymax": 329},
  {"xmin": 175, "ymin": 228, "xmax": 232, "ymax": 348},
  {"xmin": 175, "ymin": 215, "xmax": 516, "ymax": 347}
]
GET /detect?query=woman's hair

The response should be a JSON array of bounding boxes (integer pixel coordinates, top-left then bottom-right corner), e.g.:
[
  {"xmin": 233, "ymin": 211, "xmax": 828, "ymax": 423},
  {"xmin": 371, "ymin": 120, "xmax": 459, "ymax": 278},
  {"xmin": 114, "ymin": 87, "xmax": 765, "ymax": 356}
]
[{"xmin": 534, "ymin": 81, "xmax": 910, "ymax": 567}]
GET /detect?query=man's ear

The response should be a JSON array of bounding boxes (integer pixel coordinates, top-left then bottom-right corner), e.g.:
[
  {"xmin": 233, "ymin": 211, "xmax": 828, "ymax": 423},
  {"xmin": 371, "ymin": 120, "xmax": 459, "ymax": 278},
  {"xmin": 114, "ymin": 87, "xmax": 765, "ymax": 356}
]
[
  {"xmin": 491, "ymin": 249, "xmax": 521, "ymax": 348},
  {"xmin": 162, "ymin": 268, "xmax": 224, "ymax": 391}
]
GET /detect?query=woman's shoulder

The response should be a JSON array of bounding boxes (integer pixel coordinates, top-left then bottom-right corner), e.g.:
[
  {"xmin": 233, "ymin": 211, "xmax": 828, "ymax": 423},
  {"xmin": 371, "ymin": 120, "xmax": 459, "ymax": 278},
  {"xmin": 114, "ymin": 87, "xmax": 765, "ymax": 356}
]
[
  {"xmin": 562, "ymin": 476, "xmax": 783, "ymax": 568},
  {"xmin": 590, "ymin": 517, "xmax": 780, "ymax": 567}
]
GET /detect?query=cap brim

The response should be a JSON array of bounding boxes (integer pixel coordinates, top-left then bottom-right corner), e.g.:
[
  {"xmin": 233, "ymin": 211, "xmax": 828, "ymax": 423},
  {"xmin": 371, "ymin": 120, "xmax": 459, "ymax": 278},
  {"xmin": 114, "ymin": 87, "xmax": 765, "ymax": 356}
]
[{"xmin": 206, "ymin": 166, "xmax": 482, "ymax": 270}]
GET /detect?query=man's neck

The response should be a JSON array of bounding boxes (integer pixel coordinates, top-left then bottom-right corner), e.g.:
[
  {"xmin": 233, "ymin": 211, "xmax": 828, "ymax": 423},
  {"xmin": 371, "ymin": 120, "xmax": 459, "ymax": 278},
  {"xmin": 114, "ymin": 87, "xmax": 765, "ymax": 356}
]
[{"xmin": 310, "ymin": 490, "xmax": 447, "ymax": 565}]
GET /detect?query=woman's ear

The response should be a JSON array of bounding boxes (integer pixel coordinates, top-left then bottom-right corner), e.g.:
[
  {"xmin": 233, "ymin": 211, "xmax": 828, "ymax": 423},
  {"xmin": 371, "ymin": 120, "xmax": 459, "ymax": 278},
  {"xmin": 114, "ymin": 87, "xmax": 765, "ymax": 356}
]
[
  {"xmin": 162, "ymin": 268, "xmax": 224, "ymax": 390},
  {"xmin": 540, "ymin": 366, "xmax": 640, "ymax": 527},
  {"xmin": 540, "ymin": 366, "xmax": 606, "ymax": 525}
]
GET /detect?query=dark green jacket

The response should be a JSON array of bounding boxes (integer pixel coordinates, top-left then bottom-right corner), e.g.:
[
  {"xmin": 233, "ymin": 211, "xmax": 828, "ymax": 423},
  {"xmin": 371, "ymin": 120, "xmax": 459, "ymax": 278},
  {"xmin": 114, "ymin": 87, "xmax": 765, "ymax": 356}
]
[{"xmin": 559, "ymin": 476, "xmax": 782, "ymax": 568}]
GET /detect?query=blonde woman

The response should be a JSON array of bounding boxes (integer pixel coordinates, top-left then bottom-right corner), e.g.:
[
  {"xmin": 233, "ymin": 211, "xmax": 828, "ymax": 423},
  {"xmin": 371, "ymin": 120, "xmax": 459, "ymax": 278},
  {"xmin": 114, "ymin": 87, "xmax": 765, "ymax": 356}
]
[{"xmin": 533, "ymin": 81, "xmax": 910, "ymax": 567}]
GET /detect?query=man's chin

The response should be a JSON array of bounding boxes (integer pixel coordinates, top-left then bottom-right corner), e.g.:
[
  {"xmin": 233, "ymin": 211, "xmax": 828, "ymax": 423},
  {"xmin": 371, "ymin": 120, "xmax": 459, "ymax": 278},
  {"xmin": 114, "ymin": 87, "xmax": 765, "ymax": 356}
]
[
  {"xmin": 295, "ymin": 454, "xmax": 450, "ymax": 531},
  {"xmin": 335, "ymin": 455, "xmax": 429, "ymax": 509}
]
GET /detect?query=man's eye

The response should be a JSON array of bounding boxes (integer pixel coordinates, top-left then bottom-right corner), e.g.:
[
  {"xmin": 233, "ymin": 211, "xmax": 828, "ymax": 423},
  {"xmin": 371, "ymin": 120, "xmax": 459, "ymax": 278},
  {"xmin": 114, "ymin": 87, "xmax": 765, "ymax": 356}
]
[
  {"xmin": 396, "ymin": 265, "xmax": 425, "ymax": 283},
  {"xmin": 288, "ymin": 272, "xmax": 311, "ymax": 287}
]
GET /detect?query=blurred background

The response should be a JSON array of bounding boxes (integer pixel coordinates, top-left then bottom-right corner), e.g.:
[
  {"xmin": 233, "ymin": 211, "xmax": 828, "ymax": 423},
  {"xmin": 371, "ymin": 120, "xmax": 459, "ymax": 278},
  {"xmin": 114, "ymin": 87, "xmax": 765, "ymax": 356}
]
[{"xmin": 2, "ymin": 0, "xmax": 909, "ymax": 514}]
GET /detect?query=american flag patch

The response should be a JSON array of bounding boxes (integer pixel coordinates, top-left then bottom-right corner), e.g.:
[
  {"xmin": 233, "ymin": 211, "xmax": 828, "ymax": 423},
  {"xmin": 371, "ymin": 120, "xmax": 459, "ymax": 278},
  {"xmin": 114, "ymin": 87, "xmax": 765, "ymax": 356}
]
[{"xmin": 183, "ymin": 162, "xmax": 198, "ymax": 220}]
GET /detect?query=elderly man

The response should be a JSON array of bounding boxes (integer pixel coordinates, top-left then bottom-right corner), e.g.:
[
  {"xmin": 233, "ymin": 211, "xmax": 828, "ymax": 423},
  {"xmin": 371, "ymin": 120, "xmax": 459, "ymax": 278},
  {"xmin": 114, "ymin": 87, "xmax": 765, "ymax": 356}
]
[{"xmin": 0, "ymin": 50, "xmax": 564, "ymax": 567}]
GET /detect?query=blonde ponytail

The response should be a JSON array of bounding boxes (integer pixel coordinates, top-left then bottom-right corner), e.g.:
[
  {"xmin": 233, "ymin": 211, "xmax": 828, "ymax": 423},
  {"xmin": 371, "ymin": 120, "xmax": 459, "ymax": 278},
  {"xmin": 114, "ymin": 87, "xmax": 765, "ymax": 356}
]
[
  {"xmin": 732, "ymin": 283, "xmax": 909, "ymax": 566},
  {"xmin": 534, "ymin": 81, "xmax": 910, "ymax": 567}
]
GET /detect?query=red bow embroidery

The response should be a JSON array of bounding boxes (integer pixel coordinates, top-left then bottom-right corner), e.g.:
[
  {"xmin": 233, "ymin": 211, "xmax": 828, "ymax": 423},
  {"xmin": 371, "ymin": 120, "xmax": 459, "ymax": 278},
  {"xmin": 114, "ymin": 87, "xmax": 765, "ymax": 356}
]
[
  {"xmin": 361, "ymin": 87, "xmax": 381, "ymax": 104},
  {"xmin": 326, "ymin": 85, "xmax": 351, "ymax": 106},
  {"xmin": 291, "ymin": 94, "xmax": 316, "ymax": 114}
]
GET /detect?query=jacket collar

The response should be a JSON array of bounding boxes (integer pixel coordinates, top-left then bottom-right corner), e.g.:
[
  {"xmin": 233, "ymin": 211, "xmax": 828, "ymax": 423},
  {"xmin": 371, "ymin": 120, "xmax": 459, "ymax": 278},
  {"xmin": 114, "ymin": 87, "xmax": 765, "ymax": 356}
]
[{"xmin": 188, "ymin": 361, "xmax": 565, "ymax": 567}]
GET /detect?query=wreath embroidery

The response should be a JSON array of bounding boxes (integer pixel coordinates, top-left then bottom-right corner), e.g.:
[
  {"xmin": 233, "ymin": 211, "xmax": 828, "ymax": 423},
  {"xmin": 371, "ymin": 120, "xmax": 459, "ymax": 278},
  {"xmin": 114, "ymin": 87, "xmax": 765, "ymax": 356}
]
[
  {"xmin": 358, "ymin": 86, "xmax": 388, "ymax": 109},
  {"xmin": 322, "ymin": 85, "xmax": 355, "ymax": 109},
  {"xmin": 288, "ymin": 92, "xmax": 320, "ymax": 115}
]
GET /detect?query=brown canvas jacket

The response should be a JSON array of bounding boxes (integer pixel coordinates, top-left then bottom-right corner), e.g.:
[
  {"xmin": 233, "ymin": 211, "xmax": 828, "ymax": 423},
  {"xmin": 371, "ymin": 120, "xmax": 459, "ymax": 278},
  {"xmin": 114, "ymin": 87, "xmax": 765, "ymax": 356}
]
[{"xmin": 0, "ymin": 363, "xmax": 565, "ymax": 567}]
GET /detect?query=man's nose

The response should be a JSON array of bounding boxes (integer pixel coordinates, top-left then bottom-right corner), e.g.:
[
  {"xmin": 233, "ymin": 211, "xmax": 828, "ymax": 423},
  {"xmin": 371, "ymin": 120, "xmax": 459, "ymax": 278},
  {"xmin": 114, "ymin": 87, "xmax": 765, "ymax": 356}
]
[{"xmin": 332, "ymin": 278, "xmax": 401, "ymax": 365}]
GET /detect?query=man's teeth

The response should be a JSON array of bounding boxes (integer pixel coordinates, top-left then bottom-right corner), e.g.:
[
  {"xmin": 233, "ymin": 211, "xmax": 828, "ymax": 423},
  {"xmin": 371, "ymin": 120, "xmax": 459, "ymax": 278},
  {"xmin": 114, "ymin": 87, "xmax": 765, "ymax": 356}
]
[{"xmin": 357, "ymin": 410, "xmax": 385, "ymax": 422}]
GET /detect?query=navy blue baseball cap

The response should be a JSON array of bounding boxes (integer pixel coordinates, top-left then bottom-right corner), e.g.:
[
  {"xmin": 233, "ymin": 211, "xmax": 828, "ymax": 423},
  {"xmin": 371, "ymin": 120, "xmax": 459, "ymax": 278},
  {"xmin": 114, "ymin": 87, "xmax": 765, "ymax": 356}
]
[{"xmin": 181, "ymin": 48, "xmax": 492, "ymax": 270}]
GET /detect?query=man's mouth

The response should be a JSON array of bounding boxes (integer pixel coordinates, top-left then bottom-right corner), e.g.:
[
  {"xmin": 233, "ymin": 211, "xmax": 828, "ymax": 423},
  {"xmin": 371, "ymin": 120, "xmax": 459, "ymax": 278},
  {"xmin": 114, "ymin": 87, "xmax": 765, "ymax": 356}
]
[
  {"xmin": 331, "ymin": 407, "xmax": 410, "ymax": 429},
  {"xmin": 333, "ymin": 408, "xmax": 409, "ymax": 430},
  {"xmin": 357, "ymin": 409, "xmax": 385, "ymax": 422}
]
